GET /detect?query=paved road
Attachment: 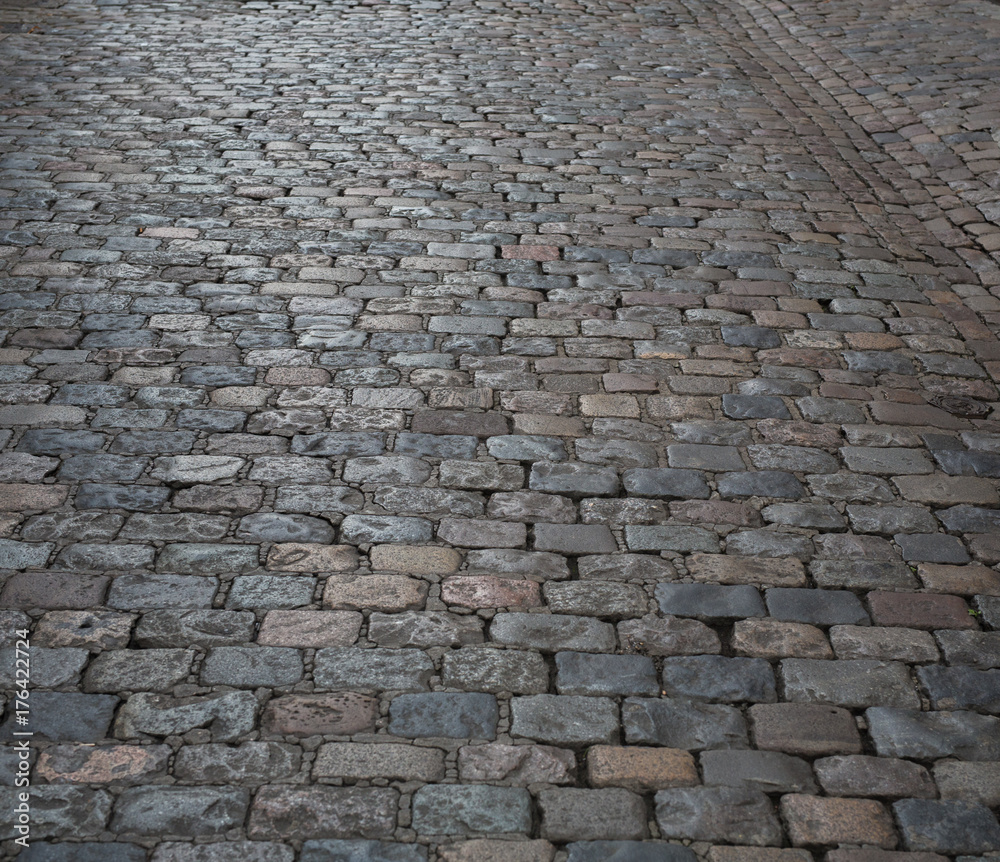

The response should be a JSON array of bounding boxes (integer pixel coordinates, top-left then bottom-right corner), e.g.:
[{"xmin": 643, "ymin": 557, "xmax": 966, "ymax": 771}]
[{"xmin": 1, "ymin": 0, "xmax": 1000, "ymax": 858}]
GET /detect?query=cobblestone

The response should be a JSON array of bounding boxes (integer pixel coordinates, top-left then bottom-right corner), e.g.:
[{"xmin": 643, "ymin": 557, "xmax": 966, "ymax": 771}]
[{"xmin": 4, "ymin": 0, "xmax": 1000, "ymax": 852}]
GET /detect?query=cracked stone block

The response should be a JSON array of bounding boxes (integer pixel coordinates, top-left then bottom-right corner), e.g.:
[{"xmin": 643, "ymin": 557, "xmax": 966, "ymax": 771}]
[
  {"xmin": 114, "ymin": 691, "xmax": 258, "ymax": 742},
  {"xmin": 700, "ymin": 749, "xmax": 816, "ymax": 794}
]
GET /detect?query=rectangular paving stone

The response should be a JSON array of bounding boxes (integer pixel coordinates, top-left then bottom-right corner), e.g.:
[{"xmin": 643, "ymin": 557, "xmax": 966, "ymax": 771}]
[
  {"xmin": 490, "ymin": 613, "xmax": 616, "ymax": 652},
  {"xmin": 700, "ymin": 749, "xmax": 817, "ymax": 794},
  {"xmin": 313, "ymin": 648, "xmax": 434, "ymax": 692},
  {"xmin": 655, "ymin": 786, "xmax": 783, "ymax": 846},
  {"xmin": 765, "ymin": 588, "xmax": 870, "ymax": 626},
  {"xmin": 555, "ymin": 652, "xmax": 658, "ymax": 697},
  {"xmin": 813, "ymin": 754, "xmax": 935, "ymax": 799},
  {"xmin": 623, "ymin": 698, "xmax": 748, "ymax": 750},
  {"xmin": 314, "ymin": 743, "xmax": 445, "ymax": 782},
  {"xmin": 511, "ymin": 695, "xmax": 619, "ymax": 746},
  {"xmin": 248, "ymin": 787, "xmax": 398, "ymax": 840},
  {"xmin": 749, "ymin": 703, "xmax": 861, "ymax": 756},
  {"xmin": 111, "ymin": 786, "xmax": 249, "ymax": 836},
  {"xmin": 389, "ymin": 693, "xmax": 498, "ymax": 739},
  {"xmin": 442, "ymin": 648, "xmax": 549, "ymax": 694},
  {"xmin": 781, "ymin": 795, "xmax": 897, "ymax": 850},
  {"xmin": 893, "ymin": 799, "xmax": 1000, "ymax": 855},
  {"xmin": 866, "ymin": 707, "xmax": 1000, "ymax": 760},
  {"xmin": 655, "ymin": 583, "xmax": 765, "ymax": 621},
  {"xmin": 539, "ymin": 788, "xmax": 648, "ymax": 842},
  {"xmin": 660, "ymin": 656, "xmax": 776, "ymax": 703},
  {"xmin": 262, "ymin": 693, "xmax": 377, "ymax": 737},
  {"xmin": 781, "ymin": 659, "xmax": 920, "ymax": 708},
  {"xmin": 83, "ymin": 649, "xmax": 194, "ymax": 693},
  {"xmin": 411, "ymin": 785, "xmax": 531, "ymax": 835},
  {"xmin": 917, "ymin": 665, "xmax": 1000, "ymax": 713}
]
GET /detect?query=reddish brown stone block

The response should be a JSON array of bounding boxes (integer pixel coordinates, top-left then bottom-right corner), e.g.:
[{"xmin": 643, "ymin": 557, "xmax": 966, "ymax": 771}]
[
  {"xmin": 586, "ymin": 745, "xmax": 698, "ymax": 792},
  {"xmin": 781, "ymin": 795, "xmax": 897, "ymax": 849},
  {"xmin": 0, "ymin": 484, "xmax": 68, "ymax": 511},
  {"xmin": 256, "ymin": 610, "xmax": 362, "ymax": 648},
  {"xmin": 262, "ymin": 693, "xmax": 377, "ymax": 736},
  {"xmin": 918, "ymin": 563, "xmax": 1000, "ymax": 596},
  {"xmin": 502, "ymin": 245, "xmax": 559, "ymax": 261},
  {"xmin": 37, "ymin": 744, "xmax": 170, "ymax": 784},
  {"xmin": 867, "ymin": 591, "xmax": 978, "ymax": 631},
  {"xmin": 442, "ymin": 576, "xmax": 542, "ymax": 609},
  {"xmin": 411, "ymin": 410, "xmax": 510, "ymax": 437}
]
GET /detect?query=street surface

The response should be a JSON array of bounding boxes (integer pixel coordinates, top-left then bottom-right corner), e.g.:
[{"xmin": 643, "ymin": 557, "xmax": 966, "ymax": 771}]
[{"xmin": 1, "ymin": 0, "xmax": 1000, "ymax": 858}]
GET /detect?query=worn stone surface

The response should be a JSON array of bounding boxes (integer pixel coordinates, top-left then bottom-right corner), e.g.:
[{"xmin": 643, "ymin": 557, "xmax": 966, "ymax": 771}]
[{"xmin": 6, "ymin": 0, "xmax": 1000, "ymax": 853}]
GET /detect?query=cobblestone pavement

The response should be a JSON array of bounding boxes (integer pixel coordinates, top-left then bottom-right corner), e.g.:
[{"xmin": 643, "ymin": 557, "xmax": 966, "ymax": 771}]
[{"xmin": 1, "ymin": 0, "xmax": 1000, "ymax": 858}]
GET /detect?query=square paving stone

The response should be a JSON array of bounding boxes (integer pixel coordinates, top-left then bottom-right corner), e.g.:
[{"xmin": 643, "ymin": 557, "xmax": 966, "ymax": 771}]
[
  {"xmin": 623, "ymin": 698, "xmax": 748, "ymax": 750},
  {"xmin": 511, "ymin": 695, "xmax": 619, "ymax": 746},
  {"xmin": 655, "ymin": 786, "xmax": 782, "ymax": 846},
  {"xmin": 765, "ymin": 588, "xmax": 870, "ymax": 626},
  {"xmin": 389, "ymin": 693, "xmax": 498, "ymax": 739},
  {"xmin": 555, "ymin": 652, "xmax": 658, "ymax": 696},
  {"xmin": 865, "ymin": 707, "xmax": 1000, "ymax": 760},
  {"xmin": 893, "ymin": 799, "xmax": 1000, "ymax": 855},
  {"xmin": 411, "ymin": 785, "xmax": 531, "ymax": 835},
  {"xmin": 660, "ymin": 656, "xmax": 776, "ymax": 703},
  {"xmin": 538, "ymin": 788, "xmax": 648, "ymax": 841}
]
